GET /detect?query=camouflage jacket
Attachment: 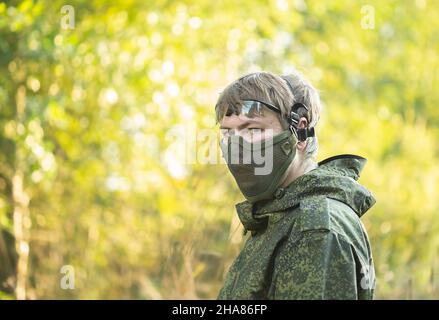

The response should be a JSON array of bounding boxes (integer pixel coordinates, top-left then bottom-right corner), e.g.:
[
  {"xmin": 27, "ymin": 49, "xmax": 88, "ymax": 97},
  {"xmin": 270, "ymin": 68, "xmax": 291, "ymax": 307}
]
[{"xmin": 218, "ymin": 154, "xmax": 376, "ymax": 300}]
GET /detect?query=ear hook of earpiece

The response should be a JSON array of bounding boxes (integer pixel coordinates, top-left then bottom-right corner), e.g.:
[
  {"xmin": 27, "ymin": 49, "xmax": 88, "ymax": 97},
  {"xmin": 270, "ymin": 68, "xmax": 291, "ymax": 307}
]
[
  {"xmin": 281, "ymin": 76, "xmax": 315, "ymax": 142},
  {"xmin": 289, "ymin": 102, "xmax": 314, "ymax": 141}
]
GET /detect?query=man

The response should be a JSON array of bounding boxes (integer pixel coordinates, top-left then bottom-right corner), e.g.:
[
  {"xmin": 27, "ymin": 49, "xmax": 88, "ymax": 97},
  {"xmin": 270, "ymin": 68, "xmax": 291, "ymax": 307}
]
[{"xmin": 216, "ymin": 71, "xmax": 376, "ymax": 299}]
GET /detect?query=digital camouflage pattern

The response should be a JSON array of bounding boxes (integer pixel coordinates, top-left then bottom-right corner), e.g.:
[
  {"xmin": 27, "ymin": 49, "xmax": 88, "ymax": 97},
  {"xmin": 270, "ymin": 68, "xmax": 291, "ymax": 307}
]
[{"xmin": 218, "ymin": 154, "xmax": 376, "ymax": 300}]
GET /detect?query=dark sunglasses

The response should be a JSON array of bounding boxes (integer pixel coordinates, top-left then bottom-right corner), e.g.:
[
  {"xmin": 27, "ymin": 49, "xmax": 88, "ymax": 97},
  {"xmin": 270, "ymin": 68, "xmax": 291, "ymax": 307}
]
[{"xmin": 240, "ymin": 99, "xmax": 281, "ymax": 118}]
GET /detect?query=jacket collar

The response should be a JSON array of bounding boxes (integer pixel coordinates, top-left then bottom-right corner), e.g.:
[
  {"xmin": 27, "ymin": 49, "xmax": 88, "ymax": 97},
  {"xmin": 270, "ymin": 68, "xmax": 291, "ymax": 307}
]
[{"xmin": 235, "ymin": 154, "xmax": 375, "ymax": 233}]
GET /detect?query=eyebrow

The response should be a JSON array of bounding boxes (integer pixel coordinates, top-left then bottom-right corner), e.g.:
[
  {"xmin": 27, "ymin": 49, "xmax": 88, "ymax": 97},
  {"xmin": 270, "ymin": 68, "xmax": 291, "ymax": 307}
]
[{"xmin": 220, "ymin": 118, "xmax": 263, "ymax": 130}]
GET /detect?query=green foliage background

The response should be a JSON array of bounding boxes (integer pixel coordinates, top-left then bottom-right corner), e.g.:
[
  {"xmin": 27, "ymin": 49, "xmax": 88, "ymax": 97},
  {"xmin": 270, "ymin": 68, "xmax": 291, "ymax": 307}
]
[{"xmin": 0, "ymin": 0, "xmax": 438, "ymax": 299}]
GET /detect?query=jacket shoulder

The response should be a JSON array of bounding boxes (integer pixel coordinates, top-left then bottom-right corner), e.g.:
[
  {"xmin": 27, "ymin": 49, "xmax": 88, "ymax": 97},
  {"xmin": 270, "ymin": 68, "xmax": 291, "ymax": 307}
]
[
  {"xmin": 294, "ymin": 196, "xmax": 363, "ymax": 241},
  {"xmin": 294, "ymin": 196, "xmax": 331, "ymax": 232}
]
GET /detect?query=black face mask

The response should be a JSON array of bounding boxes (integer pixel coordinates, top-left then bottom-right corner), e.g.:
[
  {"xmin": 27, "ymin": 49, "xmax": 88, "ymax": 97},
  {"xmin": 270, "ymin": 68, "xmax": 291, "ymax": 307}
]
[{"xmin": 220, "ymin": 130, "xmax": 297, "ymax": 203}]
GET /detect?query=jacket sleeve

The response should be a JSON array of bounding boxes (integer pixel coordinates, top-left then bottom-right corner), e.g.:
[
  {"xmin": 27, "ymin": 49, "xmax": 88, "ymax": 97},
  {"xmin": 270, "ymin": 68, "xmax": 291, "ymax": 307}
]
[{"xmin": 272, "ymin": 229, "xmax": 360, "ymax": 300}]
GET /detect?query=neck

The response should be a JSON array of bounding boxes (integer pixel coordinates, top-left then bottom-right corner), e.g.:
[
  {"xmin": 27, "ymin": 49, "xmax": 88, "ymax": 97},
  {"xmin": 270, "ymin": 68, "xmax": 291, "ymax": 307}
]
[{"xmin": 281, "ymin": 155, "xmax": 317, "ymax": 188}]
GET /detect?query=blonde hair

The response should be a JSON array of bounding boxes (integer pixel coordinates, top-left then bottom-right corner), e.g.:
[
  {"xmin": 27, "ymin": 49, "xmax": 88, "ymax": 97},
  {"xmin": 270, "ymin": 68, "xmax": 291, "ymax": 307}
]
[{"xmin": 215, "ymin": 70, "xmax": 322, "ymax": 159}]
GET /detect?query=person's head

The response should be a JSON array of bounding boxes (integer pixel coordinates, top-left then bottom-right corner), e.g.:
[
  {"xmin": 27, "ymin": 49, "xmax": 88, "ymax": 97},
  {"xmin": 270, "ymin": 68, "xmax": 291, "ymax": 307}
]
[
  {"xmin": 216, "ymin": 70, "xmax": 321, "ymax": 161},
  {"xmin": 215, "ymin": 70, "xmax": 322, "ymax": 202}
]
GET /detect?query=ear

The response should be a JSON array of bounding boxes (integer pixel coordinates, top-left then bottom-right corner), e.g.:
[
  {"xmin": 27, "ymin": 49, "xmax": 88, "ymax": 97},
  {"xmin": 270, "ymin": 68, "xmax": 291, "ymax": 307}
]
[{"xmin": 296, "ymin": 117, "xmax": 308, "ymax": 152}]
